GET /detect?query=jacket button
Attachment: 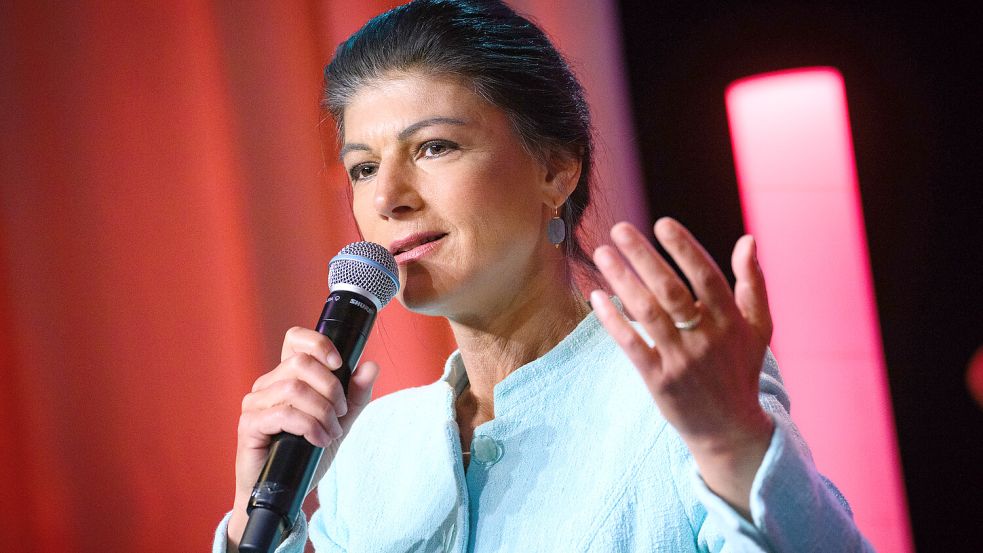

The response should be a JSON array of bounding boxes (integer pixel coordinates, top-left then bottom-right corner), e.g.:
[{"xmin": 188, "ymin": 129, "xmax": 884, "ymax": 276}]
[{"xmin": 472, "ymin": 435, "xmax": 503, "ymax": 466}]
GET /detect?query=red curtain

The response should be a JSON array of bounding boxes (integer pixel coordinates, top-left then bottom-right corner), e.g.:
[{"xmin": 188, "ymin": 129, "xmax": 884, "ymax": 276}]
[{"xmin": 0, "ymin": 1, "xmax": 640, "ymax": 550}]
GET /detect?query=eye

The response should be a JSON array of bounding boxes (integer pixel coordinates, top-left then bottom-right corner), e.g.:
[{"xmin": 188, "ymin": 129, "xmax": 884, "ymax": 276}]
[
  {"xmin": 348, "ymin": 162, "xmax": 378, "ymax": 183},
  {"xmin": 419, "ymin": 140, "xmax": 458, "ymax": 159}
]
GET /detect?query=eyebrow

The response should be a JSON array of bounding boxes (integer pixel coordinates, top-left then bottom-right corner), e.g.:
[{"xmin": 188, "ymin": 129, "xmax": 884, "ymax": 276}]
[{"xmin": 338, "ymin": 116, "xmax": 467, "ymax": 160}]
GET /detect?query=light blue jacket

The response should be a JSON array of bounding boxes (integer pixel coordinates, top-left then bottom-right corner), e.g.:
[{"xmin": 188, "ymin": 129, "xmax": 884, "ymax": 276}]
[{"xmin": 215, "ymin": 307, "xmax": 873, "ymax": 552}]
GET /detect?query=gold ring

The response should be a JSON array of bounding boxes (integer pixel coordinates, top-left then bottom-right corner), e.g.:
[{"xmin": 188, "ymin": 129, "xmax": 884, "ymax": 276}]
[{"xmin": 673, "ymin": 311, "xmax": 703, "ymax": 331}]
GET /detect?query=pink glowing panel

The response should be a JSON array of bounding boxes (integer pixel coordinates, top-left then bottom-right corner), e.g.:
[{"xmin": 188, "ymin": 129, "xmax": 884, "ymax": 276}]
[
  {"xmin": 725, "ymin": 68, "xmax": 912, "ymax": 553},
  {"xmin": 968, "ymin": 346, "xmax": 983, "ymax": 409}
]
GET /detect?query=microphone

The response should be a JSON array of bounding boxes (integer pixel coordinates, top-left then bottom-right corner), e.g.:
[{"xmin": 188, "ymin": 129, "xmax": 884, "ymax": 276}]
[{"xmin": 238, "ymin": 241, "xmax": 399, "ymax": 553}]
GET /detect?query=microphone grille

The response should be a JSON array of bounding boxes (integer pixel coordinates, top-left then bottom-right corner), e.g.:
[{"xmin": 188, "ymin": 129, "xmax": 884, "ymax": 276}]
[{"xmin": 328, "ymin": 241, "xmax": 400, "ymax": 308}]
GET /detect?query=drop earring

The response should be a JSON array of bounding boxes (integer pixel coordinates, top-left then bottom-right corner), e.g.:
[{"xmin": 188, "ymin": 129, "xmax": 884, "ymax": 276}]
[{"xmin": 548, "ymin": 205, "xmax": 566, "ymax": 248}]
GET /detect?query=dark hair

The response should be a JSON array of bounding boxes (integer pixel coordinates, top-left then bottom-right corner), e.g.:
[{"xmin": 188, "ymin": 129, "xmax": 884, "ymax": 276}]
[{"xmin": 323, "ymin": 0, "xmax": 597, "ymax": 285}]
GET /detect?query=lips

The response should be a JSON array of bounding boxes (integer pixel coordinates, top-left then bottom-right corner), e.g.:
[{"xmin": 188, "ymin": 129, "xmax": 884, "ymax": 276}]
[{"xmin": 389, "ymin": 232, "xmax": 447, "ymax": 263}]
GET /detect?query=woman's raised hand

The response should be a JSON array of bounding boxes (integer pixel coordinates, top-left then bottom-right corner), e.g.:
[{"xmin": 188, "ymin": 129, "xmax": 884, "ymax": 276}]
[
  {"xmin": 590, "ymin": 217, "xmax": 774, "ymax": 517},
  {"xmin": 227, "ymin": 327, "xmax": 381, "ymax": 547}
]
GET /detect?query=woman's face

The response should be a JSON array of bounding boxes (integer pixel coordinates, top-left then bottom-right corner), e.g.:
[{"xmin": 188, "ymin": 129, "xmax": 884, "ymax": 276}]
[{"xmin": 341, "ymin": 73, "xmax": 566, "ymax": 318}]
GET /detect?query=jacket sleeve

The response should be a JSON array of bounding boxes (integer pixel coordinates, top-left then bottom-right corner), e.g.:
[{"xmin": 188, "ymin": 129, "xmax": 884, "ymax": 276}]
[
  {"xmin": 211, "ymin": 511, "xmax": 310, "ymax": 553},
  {"xmin": 689, "ymin": 350, "xmax": 876, "ymax": 552},
  {"xmin": 213, "ymin": 428, "xmax": 348, "ymax": 552}
]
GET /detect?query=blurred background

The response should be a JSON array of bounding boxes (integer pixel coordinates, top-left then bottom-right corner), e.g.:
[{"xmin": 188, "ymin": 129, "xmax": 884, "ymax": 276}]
[{"xmin": 1, "ymin": 1, "xmax": 980, "ymax": 551}]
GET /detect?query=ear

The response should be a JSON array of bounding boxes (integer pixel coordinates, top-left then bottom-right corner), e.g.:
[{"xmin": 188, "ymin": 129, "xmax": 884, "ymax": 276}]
[{"xmin": 541, "ymin": 150, "xmax": 583, "ymax": 209}]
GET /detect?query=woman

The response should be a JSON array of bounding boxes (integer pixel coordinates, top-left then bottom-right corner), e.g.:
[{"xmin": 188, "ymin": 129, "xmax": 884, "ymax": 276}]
[{"xmin": 216, "ymin": 1, "xmax": 872, "ymax": 551}]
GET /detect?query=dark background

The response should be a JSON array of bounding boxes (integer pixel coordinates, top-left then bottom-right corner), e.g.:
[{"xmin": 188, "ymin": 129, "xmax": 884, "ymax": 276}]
[{"xmin": 616, "ymin": 1, "xmax": 982, "ymax": 550}]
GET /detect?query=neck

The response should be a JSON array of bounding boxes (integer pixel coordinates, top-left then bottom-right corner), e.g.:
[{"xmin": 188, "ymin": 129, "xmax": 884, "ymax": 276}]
[{"xmin": 448, "ymin": 269, "xmax": 589, "ymax": 419}]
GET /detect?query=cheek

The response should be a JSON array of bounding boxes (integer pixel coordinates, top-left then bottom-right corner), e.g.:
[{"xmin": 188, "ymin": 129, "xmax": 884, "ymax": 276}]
[
  {"xmin": 467, "ymin": 157, "xmax": 542, "ymax": 215},
  {"xmin": 350, "ymin": 190, "xmax": 378, "ymax": 238},
  {"xmin": 481, "ymin": 181, "xmax": 544, "ymax": 238}
]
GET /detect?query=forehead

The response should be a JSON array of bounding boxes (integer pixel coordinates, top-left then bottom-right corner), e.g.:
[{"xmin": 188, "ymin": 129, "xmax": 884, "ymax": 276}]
[{"xmin": 342, "ymin": 73, "xmax": 503, "ymax": 142}]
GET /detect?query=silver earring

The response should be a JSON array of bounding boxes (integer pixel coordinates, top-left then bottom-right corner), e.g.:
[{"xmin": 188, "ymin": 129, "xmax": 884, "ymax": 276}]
[{"xmin": 548, "ymin": 205, "xmax": 566, "ymax": 248}]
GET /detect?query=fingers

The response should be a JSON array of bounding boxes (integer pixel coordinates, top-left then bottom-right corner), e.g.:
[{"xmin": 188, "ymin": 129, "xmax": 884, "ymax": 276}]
[
  {"xmin": 347, "ymin": 360, "xmax": 381, "ymax": 413},
  {"xmin": 240, "ymin": 327, "xmax": 352, "ymax": 454},
  {"xmin": 242, "ymin": 379, "xmax": 344, "ymax": 439},
  {"xmin": 281, "ymin": 326, "xmax": 343, "ymax": 369},
  {"xmin": 589, "ymin": 290, "xmax": 662, "ymax": 376},
  {"xmin": 731, "ymin": 235, "xmax": 773, "ymax": 342},
  {"xmin": 593, "ymin": 243, "xmax": 678, "ymax": 347},
  {"xmin": 241, "ymin": 352, "xmax": 347, "ymax": 449},
  {"xmin": 610, "ymin": 222, "xmax": 700, "ymax": 323},
  {"xmin": 239, "ymin": 403, "xmax": 339, "ymax": 448},
  {"xmin": 253, "ymin": 352, "xmax": 348, "ymax": 417},
  {"xmin": 653, "ymin": 218, "xmax": 736, "ymax": 319}
]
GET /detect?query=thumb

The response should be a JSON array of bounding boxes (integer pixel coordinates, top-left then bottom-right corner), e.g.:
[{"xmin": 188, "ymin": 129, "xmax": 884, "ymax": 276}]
[
  {"xmin": 342, "ymin": 360, "xmax": 381, "ymax": 427},
  {"xmin": 308, "ymin": 361, "xmax": 381, "ymax": 493},
  {"xmin": 732, "ymin": 235, "xmax": 773, "ymax": 342}
]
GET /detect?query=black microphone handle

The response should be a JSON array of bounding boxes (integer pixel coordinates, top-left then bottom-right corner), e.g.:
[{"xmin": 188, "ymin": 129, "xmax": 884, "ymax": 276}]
[{"xmin": 238, "ymin": 290, "xmax": 377, "ymax": 553}]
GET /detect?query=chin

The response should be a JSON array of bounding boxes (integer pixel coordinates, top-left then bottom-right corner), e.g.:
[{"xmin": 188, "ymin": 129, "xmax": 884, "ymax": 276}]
[
  {"xmin": 397, "ymin": 268, "xmax": 483, "ymax": 319},
  {"xmin": 397, "ymin": 292, "xmax": 452, "ymax": 318},
  {"xmin": 395, "ymin": 271, "xmax": 448, "ymax": 316}
]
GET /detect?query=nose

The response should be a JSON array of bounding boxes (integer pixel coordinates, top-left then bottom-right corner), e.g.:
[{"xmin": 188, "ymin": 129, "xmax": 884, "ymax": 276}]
[{"xmin": 372, "ymin": 163, "xmax": 422, "ymax": 219}]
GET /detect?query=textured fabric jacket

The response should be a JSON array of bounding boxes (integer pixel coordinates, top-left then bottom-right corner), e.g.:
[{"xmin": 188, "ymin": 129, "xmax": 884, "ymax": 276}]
[{"xmin": 215, "ymin": 307, "xmax": 873, "ymax": 552}]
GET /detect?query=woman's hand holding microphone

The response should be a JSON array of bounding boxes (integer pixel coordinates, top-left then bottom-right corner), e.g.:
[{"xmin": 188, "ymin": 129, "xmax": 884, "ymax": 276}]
[{"xmin": 227, "ymin": 327, "xmax": 381, "ymax": 549}]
